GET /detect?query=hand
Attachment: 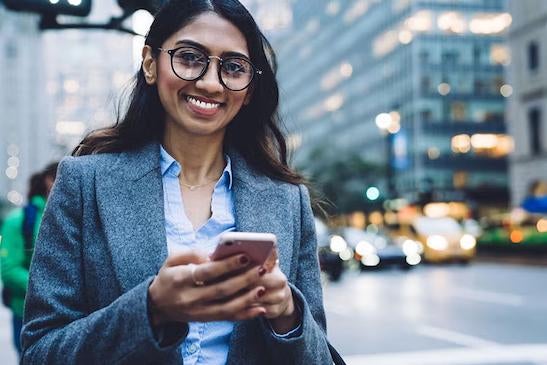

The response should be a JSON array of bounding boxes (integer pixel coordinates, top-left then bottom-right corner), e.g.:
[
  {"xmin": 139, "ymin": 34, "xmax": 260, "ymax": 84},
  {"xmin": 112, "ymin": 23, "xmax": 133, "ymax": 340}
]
[
  {"xmin": 148, "ymin": 251, "xmax": 267, "ymax": 326},
  {"xmin": 254, "ymin": 264, "xmax": 300, "ymax": 334}
]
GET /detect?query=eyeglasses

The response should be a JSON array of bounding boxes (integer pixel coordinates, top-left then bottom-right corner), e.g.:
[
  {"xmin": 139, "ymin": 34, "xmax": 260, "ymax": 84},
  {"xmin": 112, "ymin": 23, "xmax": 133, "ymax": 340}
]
[{"xmin": 158, "ymin": 46, "xmax": 262, "ymax": 91}]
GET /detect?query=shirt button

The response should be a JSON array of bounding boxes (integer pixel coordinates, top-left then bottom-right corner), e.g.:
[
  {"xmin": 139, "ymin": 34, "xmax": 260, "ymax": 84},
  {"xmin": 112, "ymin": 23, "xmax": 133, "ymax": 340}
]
[{"xmin": 188, "ymin": 343, "xmax": 198, "ymax": 354}]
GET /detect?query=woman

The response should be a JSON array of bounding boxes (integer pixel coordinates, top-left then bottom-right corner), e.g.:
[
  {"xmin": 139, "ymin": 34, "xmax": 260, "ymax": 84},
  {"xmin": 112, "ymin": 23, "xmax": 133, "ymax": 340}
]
[{"xmin": 22, "ymin": 1, "xmax": 331, "ymax": 364}]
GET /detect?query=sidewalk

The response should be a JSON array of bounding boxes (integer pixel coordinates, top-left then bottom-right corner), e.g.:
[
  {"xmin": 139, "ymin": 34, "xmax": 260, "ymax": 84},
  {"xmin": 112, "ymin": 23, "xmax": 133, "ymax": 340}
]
[{"xmin": 0, "ymin": 302, "xmax": 18, "ymax": 365}]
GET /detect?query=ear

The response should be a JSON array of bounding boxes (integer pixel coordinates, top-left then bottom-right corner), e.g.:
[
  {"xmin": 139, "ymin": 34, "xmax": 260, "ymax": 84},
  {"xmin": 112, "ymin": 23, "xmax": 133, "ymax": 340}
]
[{"xmin": 142, "ymin": 45, "xmax": 157, "ymax": 85}]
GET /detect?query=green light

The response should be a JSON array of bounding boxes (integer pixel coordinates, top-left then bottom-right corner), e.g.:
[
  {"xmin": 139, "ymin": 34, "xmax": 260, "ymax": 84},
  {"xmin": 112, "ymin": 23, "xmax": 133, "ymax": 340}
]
[{"xmin": 366, "ymin": 187, "xmax": 380, "ymax": 201}]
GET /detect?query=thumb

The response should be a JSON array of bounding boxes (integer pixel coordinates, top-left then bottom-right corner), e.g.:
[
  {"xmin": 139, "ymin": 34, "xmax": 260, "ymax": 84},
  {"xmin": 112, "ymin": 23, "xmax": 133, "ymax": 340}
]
[{"xmin": 165, "ymin": 250, "xmax": 209, "ymax": 267}]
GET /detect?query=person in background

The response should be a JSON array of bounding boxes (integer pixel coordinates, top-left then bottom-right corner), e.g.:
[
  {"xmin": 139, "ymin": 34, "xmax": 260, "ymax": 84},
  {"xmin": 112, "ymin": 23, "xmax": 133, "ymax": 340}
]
[{"xmin": 0, "ymin": 162, "xmax": 58, "ymax": 356}]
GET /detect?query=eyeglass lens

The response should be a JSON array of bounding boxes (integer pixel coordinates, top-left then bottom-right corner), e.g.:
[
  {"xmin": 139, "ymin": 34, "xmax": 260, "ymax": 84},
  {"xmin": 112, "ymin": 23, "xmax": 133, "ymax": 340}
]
[{"xmin": 171, "ymin": 47, "xmax": 254, "ymax": 90}]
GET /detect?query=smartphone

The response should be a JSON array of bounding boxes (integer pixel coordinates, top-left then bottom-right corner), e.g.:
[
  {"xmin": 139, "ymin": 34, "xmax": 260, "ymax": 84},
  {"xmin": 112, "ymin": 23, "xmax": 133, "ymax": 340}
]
[{"xmin": 211, "ymin": 232, "xmax": 276, "ymax": 267}]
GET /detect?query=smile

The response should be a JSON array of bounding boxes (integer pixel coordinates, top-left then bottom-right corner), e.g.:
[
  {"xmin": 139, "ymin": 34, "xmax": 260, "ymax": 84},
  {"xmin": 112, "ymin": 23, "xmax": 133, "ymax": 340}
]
[{"xmin": 186, "ymin": 95, "xmax": 221, "ymax": 110}]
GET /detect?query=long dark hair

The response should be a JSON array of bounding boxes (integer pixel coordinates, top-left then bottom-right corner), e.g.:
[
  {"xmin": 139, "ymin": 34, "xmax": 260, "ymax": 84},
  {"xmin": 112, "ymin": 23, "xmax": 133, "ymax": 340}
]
[{"xmin": 72, "ymin": 0, "xmax": 304, "ymax": 185}]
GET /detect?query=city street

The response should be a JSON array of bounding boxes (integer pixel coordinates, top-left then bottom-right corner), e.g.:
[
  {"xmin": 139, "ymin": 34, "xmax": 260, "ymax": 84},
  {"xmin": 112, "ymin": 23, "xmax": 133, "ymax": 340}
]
[
  {"xmin": 1, "ymin": 262, "xmax": 546, "ymax": 364},
  {"xmin": 326, "ymin": 263, "xmax": 547, "ymax": 365}
]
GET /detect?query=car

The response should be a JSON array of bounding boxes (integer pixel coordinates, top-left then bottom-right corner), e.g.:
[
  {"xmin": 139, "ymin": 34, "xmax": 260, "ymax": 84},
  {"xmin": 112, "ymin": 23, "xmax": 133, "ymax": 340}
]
[
  {"xmin": 315, "ymin": 218, "xmax": 345, "ymax": 281},
  {"xmin": 337, "ymin": 226, "xmax": 421, "ymax": 271},
  {"xmin": 394, "ymin": 216, "xmax": 477, "ymax": 263}
]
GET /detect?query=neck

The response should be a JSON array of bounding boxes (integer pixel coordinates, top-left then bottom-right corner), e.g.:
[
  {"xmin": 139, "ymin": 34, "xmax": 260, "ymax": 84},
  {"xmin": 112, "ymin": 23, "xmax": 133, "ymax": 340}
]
[{"xmin": 162, "ymin": 127, "xmax": 226, "ymax": 185}]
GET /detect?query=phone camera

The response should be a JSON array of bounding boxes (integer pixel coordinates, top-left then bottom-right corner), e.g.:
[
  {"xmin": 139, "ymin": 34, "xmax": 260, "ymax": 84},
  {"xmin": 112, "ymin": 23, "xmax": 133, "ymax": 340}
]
[{"xmin": 225, "ymin": 241, "xmax": 233, "ymax": 246}]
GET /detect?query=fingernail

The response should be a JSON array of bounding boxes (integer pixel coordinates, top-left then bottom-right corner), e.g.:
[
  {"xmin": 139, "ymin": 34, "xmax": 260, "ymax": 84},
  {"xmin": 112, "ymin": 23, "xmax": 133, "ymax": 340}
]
[
  {"xmin": 258, "ymin": 267, "xmax": 266, "ymax": 276},
  {"xmin": 257, "ymin": 288, "xmax": 265, "ymax": 297},
  {"xmin": 239, "ymin": 255, "xmax": 249, "ymax": 265}
]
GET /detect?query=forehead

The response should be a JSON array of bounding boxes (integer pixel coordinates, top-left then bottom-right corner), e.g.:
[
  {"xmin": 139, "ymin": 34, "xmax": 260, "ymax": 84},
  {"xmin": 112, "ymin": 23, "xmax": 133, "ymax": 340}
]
[{"xmin": 166, "ymin": 12, "xmax": 249, "ymax": 57}]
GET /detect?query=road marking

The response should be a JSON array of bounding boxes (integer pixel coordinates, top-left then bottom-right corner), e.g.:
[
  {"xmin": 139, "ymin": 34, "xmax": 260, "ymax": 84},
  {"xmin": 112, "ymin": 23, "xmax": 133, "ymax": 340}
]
[
  {"xmin": 451, "ymin": 288, "xmax": 524, "ymax": 306},
  {"xmin": 344, "ymin": 343, "xmax": 547, "ymax": 365},
  {"xmin": 416, "ymin": 325, "xmax": 500, "ymax": 348}
]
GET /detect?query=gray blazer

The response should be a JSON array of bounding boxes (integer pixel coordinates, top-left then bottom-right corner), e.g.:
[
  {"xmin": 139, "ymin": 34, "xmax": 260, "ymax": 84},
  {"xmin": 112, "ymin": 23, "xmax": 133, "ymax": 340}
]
[{"xmin": 21, "ymin": 143, "xmax": 332, "ymax": 364}]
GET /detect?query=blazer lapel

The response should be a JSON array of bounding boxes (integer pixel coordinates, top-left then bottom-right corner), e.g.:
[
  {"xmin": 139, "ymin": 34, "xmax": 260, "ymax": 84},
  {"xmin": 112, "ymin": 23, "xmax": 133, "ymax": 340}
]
[
  {"xmin": 229, "ymin": 152, "xmax": 293, "ymax": 275},
  {"xmin": 228, "ymin": 151, "xmax": 297, "ymax": 363},
  {"xmin": 96, "ymin": 143, "xmax": 168, "ymax": 292}
]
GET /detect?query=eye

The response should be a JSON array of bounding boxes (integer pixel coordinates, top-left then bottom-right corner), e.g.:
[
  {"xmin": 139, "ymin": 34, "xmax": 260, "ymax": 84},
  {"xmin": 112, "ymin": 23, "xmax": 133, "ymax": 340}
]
[
  {"xmin": 173, "ymin": 48, "xmax": 207, "ymax": 66},
  {"xmin": 222, "ymin": 58, "xmax": 251, "ymax": 76}
]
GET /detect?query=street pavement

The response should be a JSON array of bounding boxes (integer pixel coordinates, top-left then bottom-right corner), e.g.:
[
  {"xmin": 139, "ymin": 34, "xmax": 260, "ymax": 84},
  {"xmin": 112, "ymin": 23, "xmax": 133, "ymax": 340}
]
[
  {"xmin": 1, "ymin": 262, "xmax": 545, "ymax": 364},
  {"xmin": 0, "ymin": 297, "xmax": 17, "ymax": 364},
  {"xmin": 325, "ymin": 262, "xmax": 547, "ymax": 365}
]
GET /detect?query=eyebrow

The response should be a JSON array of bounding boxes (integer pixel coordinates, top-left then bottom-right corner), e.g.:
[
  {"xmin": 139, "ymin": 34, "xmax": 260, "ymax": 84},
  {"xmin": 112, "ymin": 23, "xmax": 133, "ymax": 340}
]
[{"xmin": 174, "ymin": 39, "xmax": 250, "ymax": 59}]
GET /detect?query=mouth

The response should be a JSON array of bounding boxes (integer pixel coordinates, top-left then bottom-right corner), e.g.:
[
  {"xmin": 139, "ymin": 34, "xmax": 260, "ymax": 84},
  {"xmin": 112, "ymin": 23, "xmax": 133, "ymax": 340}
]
[{"xmin": 185, "ymin": 95, "xmax": 224, "ymax": 117}]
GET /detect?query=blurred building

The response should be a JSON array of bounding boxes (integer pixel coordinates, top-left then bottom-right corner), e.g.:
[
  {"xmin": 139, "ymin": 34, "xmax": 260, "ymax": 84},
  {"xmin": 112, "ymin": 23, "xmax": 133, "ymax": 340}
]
[
  {"xmin": 0, "ymin": 5, "xmax": 51, "ymax": 207},
  {"xmin": 274, "ymin": 0, "xmax": 512, "ymax": 213},
  {"xmin": 43, "ymin": 0, "xmax": 134, "ymax": 155},
  {"xmin": 0, "ymin": 0, "xmax": 134, "ymax": 207},
  {"xmin": 507, "ymin": 0, "xmax": 547, "ymax": 206}
]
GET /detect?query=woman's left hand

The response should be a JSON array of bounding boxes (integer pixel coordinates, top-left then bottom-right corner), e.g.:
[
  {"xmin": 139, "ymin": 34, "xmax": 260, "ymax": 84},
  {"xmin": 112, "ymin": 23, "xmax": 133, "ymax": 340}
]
[{"xmin": 255, "ymin": 264, "xmax": 301, "ymax": 334}]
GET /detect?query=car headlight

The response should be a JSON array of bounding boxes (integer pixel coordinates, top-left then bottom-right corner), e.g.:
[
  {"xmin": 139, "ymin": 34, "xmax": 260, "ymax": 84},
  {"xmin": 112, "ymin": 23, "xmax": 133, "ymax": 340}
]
[
  {"xmin": 406, "ymin": 254, "xmax": 421, "ymax": 266},
  {"xmin": 339, "ymin": 247, "xmax": 354, "ymax": 261},
  {"xmin": 361, "ymin": 254, "xmax": 380, "ymax": 266},
  {"xmin": 460, "ymin": 234, "xmax": 476, "ymax": 250},
  {"xmin": 355, "ymin": 240, "xmax": 376, "ymax": 256},
  {"xmin": 330, "ymin": 235, "xmax": 347, "ymax": 253},
  {"xmin": 402, "ymin": 239, "xmax": 420, "ymax": 256},
  {"xmin": 426, "ymin": 235, "xmax": 448, "ymax": 250}
]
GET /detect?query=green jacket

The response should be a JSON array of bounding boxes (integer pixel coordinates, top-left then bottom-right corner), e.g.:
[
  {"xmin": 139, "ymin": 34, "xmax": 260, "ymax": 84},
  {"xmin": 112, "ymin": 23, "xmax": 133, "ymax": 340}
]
[{"xmin": 0, "ymin": 195, "xmax": 45, "ymax": 317}]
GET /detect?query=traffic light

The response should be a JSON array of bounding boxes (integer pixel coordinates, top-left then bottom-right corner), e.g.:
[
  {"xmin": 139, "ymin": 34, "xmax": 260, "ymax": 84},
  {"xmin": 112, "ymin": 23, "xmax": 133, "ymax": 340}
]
[
  {"xmin": 2, "ymin": 0, "xmax": 92, "ymax": 17},
  {"xmin": 117, "ymin": 0, "xmax": 165, "ymax": 14}
]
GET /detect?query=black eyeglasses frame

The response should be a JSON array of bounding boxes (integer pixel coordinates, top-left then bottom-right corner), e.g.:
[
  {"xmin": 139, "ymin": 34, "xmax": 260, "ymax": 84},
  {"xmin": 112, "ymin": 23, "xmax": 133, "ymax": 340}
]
[{"xmin": 157, "ymin": 46, "xmax": 262, "ymax": 91}]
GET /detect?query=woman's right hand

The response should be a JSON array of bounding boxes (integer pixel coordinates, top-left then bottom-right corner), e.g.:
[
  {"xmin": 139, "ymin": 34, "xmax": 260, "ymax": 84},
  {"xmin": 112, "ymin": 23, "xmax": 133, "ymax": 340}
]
[{"xmin": 147, "ymin": 251, "xmax": 267, "ymax": 326}]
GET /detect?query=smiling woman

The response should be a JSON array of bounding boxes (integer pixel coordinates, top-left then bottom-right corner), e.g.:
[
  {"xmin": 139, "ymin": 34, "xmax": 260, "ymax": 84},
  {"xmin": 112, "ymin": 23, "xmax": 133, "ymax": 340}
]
[{"xmin": 20, "ymin": 1, "xmax": 334, "ymax": 365}]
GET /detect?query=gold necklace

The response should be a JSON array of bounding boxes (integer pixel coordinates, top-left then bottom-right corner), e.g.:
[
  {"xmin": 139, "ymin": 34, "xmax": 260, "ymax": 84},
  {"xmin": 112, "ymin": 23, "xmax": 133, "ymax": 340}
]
[{"xmin": 179, "ymin": 175, "xmax": 220, "ymax": 191}]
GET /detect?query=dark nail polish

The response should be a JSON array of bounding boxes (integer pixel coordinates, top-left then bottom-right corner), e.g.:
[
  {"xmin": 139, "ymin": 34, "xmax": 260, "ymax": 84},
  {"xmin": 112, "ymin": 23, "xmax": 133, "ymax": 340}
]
[
  {"xmin": 258, "ymin": 267, "xmax": 266, "ymax": 276},
  {"xmin": 257, "ymin": 288, "xmax": 265, "ymax": 297},
  {"xmin": 240, "ymin": 255, "xmax": 249, "ymax": 265}
]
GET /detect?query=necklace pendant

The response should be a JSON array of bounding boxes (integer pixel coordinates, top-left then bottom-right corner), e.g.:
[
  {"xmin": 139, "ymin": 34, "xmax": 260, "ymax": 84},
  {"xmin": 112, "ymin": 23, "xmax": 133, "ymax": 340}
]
[{"xmin": 189, "ymin": 185, "xmax": 197, "ymax": 191}]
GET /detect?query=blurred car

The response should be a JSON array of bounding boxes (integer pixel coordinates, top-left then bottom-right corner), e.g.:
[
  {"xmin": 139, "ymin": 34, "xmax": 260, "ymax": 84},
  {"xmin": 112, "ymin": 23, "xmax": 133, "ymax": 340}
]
[
  {"xmin": 337, "ymin": 227, "xmax": 421, "ymax": 271},
  {"xmin": 394, "ymin": 216, "xmax": 477, "ymax": 263},
  {"xmin": 315, "ymin": 218, "xmax": 345, "ymax": 281}
]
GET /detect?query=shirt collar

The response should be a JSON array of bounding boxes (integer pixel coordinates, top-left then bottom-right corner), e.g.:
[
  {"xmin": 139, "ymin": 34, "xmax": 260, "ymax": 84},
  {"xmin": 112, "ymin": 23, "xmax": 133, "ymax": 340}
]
[{"xmin": 159, "ymin": 145, "xmax": 233, "ymax": 190}]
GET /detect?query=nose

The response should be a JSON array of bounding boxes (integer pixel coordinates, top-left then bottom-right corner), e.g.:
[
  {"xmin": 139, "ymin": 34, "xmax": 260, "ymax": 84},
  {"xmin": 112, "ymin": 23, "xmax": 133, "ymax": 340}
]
[{"xmin": 195, "ymin": 56, "xmax": 224, "ymax": 94}]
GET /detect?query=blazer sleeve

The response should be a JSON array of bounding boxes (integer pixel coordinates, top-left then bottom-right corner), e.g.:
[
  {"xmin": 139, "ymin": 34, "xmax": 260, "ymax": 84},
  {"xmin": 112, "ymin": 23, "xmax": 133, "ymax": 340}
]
[
  {"xmin": 21, "ymin": 157, "xmax": 187, "ymax": 365},
  {"xmin": 259, "ymin": 184, "xmax": 332, "ymax": 364}
]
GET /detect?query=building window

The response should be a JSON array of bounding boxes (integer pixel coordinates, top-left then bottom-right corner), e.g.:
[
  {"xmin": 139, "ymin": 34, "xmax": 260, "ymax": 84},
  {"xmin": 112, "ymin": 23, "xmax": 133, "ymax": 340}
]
[
  {"xmin": 451, "ymin": 102, "xmax": 467, "ymax": 121},
  {"xmin": 528, "ymin": 41, "xmax": 539, "ymax": 71},
  {"xmin": 421, "ymin": 76, "xmax": 431, "ymax": 93},
  {"xmin": 529, "ymin": 108, "xmax": 542, "ymax": 155}
]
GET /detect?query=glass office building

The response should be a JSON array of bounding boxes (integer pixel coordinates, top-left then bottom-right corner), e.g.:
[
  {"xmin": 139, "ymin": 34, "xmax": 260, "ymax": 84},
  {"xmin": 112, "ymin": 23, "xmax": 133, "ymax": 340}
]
[{"xmin": 274, "ymin": 0, "xmax": 512, "ymax": 210}]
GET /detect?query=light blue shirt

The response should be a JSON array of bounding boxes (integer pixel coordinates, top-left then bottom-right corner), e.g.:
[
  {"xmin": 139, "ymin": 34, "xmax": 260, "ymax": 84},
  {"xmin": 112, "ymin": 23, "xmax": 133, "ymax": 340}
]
[{"xmin": 160, "ymin": 146, "xmax": 235, "ymax": 365}]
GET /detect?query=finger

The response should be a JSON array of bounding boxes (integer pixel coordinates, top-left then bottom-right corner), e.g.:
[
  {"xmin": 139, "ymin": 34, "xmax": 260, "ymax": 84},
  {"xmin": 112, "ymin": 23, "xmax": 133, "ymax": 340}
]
[
  {"xmin": 165, "ymin": 250, "xmax": 209, "ymax": 267},
  {"xmin": 255, "ymin": 271, "xmax": 287, "ymax": 290},
  {"xmin": 255, "ymin": 290, "xmax": 288, "ymax": 306},
  {"xmin": 233, "ymin": 306, "xmax": 267, "ymax": 321},
  {"xmin": 200, "ymin": 266, "xmax": 264, "ymax": 302},
  {"xmin": 192, "ymin": 286, "xmax": 266, "ymax": 322},
  {"xmin": 193, "ymin": 254, "xmax": 254, "ymax": 284}
]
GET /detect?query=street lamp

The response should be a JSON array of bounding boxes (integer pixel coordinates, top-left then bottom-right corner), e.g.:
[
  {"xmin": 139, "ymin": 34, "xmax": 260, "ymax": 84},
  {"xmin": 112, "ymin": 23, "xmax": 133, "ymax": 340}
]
[
  {"xmin": 3, "ymin": 0, "xmax": 92, "ymax": 16},
  {"xmin": 375, "ymin": 111, "xmax": 401, "ymax": 199}
]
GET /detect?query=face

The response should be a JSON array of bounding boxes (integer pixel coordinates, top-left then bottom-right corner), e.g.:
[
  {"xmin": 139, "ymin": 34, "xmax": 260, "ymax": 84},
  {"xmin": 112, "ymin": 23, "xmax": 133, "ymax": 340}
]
[
  {"xmin": 44, "ymin": 175, "xmax": 55, "ymax": 197},
  {"xmin": 142, "ymin": 12, "xmax": 253, "ymax": 140}
]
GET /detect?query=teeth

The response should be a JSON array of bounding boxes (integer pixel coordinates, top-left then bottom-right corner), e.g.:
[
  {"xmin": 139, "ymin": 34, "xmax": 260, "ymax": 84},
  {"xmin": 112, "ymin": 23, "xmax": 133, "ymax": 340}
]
[{"xmin": 187, "ymin": 96, "xmax": 220, "ymax": 110}]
